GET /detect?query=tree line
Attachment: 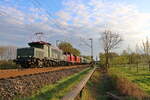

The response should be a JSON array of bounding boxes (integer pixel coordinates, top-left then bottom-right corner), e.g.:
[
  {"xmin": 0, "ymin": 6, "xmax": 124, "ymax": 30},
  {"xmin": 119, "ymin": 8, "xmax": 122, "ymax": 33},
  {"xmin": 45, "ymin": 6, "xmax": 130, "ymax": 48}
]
[
  {"xmin": 58, "ymin": 42, "xmax": 81, "ymax": 56},
  {"xmin": 99, "ymin": 29, "xmax": 150, "ymax": 72},
  {"xmin": 0, "ymin": 46, "xmax": 16, "ymax": 60}
]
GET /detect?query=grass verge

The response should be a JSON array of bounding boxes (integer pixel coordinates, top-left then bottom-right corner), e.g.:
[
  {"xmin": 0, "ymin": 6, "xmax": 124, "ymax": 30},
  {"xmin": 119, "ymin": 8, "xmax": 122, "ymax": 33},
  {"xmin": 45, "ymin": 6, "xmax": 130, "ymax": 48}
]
[
  {"xmin": 78, "ymin": 69, "xmax": 119, "ymax": 100},
  {"xmin": 19, "ymin": 67, "xmax": 92, "ymax": 100},
  {"xmin": 109, "ymin": 66, "xmax": 150, "ymax": 100},
  {"xmin": 80, "ymin": 68, "xmax": 139, "ymax": 100},
  {"xmin": 110, "ymin": 66, "xmax": 150, "ymax": 94}
]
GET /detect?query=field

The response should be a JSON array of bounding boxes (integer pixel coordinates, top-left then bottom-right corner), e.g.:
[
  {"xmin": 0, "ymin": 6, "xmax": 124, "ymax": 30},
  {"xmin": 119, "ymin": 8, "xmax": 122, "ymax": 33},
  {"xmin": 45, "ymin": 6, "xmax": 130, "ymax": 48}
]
[{"xmin": 110, "ymin": 64, "xmax": 150, "ymax": 95}]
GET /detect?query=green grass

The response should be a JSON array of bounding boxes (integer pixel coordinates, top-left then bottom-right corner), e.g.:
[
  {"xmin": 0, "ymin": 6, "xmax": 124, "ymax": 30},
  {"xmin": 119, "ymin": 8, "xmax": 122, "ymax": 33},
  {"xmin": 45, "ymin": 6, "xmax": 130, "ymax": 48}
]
[
  {"xmin": 110, "ymin": 65, "xmax": 150, "ymax": 94},
  {"xmin": 19, "ymin": 67, "xmax": 92, "ymax": 100}
]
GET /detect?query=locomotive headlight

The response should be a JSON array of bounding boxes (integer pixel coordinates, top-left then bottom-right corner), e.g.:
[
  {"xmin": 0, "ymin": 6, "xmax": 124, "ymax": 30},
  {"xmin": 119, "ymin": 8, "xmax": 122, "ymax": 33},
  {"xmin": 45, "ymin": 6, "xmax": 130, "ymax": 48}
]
[
  {"xmin": 29, "ymin": 56, "xmax": 32, "ymax": 58},
  {"xmin": 17, "ymin": 56, "xmax": 20, "ymax": 58}
]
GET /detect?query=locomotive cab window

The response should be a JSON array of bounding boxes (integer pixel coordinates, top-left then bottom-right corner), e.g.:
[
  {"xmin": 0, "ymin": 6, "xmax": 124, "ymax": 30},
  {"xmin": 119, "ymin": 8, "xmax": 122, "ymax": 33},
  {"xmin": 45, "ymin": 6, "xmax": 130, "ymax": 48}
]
[{"xmin": 28, "ymin": 43, "xmax": 44, "ymax": 49}]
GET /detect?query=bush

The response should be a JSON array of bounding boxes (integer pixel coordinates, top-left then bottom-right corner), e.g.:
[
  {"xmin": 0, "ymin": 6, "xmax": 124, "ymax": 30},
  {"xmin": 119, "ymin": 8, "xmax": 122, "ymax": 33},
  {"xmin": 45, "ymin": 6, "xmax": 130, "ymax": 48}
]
[{"xmin": 0, "ymin": 60, "xmax": 18, "ymax": 69}]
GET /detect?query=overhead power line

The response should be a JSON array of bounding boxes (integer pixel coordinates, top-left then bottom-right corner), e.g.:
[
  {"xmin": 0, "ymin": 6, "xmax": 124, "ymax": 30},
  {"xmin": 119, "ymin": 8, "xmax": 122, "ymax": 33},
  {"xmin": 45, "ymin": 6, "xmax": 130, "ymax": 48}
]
[
  {"xmin": 0, "ymin": 7, "xmax": 8, "ymax": 16},
  {"xmin": 79, "ymin": 37, "xmax": 93, "ymax": 60},
  {"xmin": 31, "ymin": 0, "xmax": 68, "ymax": 33},
  {"xmin": 80, "ymin": 37, "xmax": 91, "ymax": 47}
]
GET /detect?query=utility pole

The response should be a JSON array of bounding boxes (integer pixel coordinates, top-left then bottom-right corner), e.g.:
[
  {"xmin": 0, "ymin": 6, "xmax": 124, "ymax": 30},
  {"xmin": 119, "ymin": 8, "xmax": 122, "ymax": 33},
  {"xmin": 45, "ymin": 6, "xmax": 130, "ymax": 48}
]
[
  {"xmin": 89, "ymin": 38, "xmax": 93, "ymax": 61},
  {"xmin": 79, "ymin": 37, "xmax": 94, "ymax": 61}
]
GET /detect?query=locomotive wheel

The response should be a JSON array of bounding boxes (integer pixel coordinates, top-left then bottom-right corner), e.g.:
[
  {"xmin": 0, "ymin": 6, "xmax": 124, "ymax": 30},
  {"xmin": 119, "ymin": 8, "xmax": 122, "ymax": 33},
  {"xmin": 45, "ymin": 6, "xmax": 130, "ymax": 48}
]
[
  {"xmin": 37, "ymin": 59, "xmax": 43, "ymax": 68},
  {"xmin": 21, "ymin": 64, "xmax": 29, "ymax": 68},
  {"xmin": 30, "ymin": 64, "xmax": 35, "ymax": 68}
]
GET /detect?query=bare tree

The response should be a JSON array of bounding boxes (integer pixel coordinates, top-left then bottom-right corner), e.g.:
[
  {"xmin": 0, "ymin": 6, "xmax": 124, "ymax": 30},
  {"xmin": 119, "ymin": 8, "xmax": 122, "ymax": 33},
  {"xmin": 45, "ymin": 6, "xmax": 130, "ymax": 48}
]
[
  {"xmin": 141, "ymin": 37, "xmax": 150, "ymax": 71},
  {"xmin": 135, "ymin": 43, "xmax": 141, "ymax": 72},
  {"xmin": 142, "ymin": 37, "xmax": 150, "ymax": 56},
  {"xmin": 100, "ymin": 30, "xmax": 123, "ymax": 69}
]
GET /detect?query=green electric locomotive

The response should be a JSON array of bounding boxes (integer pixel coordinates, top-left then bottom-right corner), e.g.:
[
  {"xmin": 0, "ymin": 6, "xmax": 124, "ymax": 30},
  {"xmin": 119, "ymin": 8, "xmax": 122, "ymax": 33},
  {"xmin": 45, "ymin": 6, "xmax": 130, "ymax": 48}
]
[{"xmin": 16, "ymin": 41, "xmax": 67, "ymax": 68}]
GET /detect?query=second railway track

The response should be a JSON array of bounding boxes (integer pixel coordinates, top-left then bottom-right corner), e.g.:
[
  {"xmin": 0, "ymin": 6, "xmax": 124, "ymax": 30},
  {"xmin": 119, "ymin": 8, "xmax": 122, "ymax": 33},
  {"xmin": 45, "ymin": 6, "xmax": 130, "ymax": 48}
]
[{"xmin": 0, "ymin": 65, "xmax": 88, "ymax": 79}]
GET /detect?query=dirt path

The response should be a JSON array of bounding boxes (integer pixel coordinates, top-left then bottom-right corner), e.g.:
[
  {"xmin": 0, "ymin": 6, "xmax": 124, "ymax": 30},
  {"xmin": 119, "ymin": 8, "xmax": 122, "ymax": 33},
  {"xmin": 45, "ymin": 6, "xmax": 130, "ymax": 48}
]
[{"xmin": 80, "ymin": 69, "xmax": 125, "ymax": 100}]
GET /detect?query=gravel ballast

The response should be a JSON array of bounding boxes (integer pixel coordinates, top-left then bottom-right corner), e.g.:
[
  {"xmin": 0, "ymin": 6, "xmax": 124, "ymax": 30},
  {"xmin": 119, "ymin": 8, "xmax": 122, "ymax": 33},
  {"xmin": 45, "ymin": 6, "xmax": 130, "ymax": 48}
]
[{"xmin": 0, "ymin": 67, "xmax": 86, "ymax": 100}]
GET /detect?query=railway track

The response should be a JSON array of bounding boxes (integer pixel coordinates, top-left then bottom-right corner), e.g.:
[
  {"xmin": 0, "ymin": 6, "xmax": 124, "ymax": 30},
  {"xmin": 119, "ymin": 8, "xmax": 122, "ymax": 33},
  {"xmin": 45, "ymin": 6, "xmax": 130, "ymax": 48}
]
[{"xmin": 0, "ymin": 65, "xmax": 88, "ymax": 79}]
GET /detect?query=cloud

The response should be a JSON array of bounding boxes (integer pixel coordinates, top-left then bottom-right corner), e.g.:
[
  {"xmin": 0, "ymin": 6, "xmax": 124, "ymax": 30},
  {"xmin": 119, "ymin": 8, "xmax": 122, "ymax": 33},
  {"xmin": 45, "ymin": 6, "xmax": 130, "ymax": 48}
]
[
  {"xmin": 58, "ymin": 0, "xmax": 150, "ymax": 34},
  {"xmin": 56, "ymin": 0, "xmax": 150, "ymax": 52},
  {"xmin": 0, "ymin": 4, "xmax": 68, "ymax": 46},
  {"xmin": 1, "ymin": 0, "xmax": 150, "ymax": 58}
]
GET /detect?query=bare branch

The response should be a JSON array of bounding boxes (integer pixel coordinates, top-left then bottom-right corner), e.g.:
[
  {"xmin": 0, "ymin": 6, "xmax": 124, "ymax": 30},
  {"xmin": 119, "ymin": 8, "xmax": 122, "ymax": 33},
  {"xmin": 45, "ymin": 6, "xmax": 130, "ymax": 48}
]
[{"xmin": 100, "ymin": 29, "xmax": 123, "ymax": 68}]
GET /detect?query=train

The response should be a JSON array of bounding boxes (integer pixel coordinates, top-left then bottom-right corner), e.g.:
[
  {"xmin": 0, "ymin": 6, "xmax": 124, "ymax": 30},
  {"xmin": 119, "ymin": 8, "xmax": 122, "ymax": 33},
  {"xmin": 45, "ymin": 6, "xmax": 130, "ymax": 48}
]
[{"xmin": 15, "ymin": 41, "xmax": 91, "ymax": 68}]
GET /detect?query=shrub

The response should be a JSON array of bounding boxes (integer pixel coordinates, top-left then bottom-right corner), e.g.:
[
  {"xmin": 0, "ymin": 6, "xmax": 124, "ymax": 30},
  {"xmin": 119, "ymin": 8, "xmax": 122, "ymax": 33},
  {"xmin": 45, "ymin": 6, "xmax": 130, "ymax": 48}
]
[{"xmin": 0, "ymin": 60, "xmax": 18, "ymax": 69}]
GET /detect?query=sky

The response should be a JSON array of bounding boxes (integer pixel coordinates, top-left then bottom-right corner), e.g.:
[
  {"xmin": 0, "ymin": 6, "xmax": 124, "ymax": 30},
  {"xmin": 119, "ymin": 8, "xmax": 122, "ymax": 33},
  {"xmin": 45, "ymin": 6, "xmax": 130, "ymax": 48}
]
[{"xmin": 0, "ymin": 0, "xmax": 150, "ymax": 59}]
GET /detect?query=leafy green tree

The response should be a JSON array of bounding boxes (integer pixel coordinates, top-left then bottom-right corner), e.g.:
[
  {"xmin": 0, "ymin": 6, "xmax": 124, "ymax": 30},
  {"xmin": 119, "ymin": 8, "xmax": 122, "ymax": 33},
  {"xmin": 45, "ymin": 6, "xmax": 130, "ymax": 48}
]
[
  {"xmin": 99, "ymin": 52, "xmax": 119, "ymax": 66},
  {"xmin": 83, "ymin": 56, "xmax": 91, "ymax": 60},
  {"xmin": 71, "ymin": 48, "xmax": 80, "ymax": 56},
  {"xmin": 99, "ymin": 53, "xmax": 105, "ymax": 65},
  {"xmin": 58, "ymin": 42, "xmax": 80, "ymax": 56},
  {"xmin": 58, "ymin": 42, "xmax": 73, "ymax": 53}
]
